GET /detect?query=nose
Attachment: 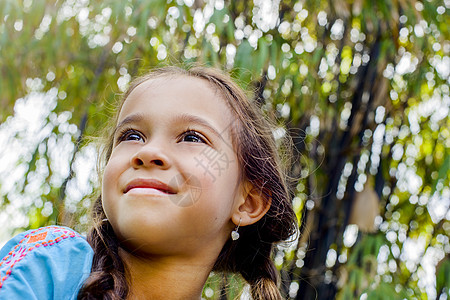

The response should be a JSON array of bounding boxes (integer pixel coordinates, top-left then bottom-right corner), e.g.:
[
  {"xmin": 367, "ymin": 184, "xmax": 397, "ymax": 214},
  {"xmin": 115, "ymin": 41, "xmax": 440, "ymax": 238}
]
[{"xmin": 130, "ymin": 141, "xmax": 172, "ymax": 169}]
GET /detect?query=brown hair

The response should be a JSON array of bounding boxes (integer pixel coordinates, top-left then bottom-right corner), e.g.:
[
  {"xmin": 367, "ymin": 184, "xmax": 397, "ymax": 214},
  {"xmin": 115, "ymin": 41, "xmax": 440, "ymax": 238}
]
[{"xmin": 77, "ymin": 66, "xmax": 297, "ymax": 299}]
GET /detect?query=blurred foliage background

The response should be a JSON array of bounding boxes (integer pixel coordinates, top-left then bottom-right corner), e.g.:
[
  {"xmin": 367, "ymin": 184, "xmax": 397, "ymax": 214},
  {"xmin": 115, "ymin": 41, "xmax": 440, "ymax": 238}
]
[{"xmin": 0, "ymin": 0, "xmax": 449, "ymax": 299}]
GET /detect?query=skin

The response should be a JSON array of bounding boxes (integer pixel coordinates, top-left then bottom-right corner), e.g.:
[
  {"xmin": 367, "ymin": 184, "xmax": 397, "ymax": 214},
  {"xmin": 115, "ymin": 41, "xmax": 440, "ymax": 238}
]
[{"xmin": 102, "ymin": 75, "xmax": 268, "ymax": 299}]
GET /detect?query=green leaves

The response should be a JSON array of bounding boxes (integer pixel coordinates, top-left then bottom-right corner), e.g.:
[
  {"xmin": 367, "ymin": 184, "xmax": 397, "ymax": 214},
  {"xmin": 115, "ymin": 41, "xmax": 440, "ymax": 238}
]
[
  {"xmin": 432, "ymin": 154, "xmax": 450, "ymax": 194},
  {"xmin": 256, "ymin": 37, "xmax": 269, "ymax": 72},
  {"xmin": 436, "ymin": 256, "xmax": 450, "ymax": 297},
  {"xmin": 234, "ymin": 40, "xmax": 254, "ymax": 83}
]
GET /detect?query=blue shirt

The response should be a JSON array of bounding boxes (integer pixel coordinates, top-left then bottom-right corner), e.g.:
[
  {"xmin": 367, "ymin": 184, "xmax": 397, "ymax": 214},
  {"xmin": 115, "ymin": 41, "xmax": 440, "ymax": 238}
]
[{"xmin": 0, "ymin": 226, "xmax": 94, "ymax": 300}]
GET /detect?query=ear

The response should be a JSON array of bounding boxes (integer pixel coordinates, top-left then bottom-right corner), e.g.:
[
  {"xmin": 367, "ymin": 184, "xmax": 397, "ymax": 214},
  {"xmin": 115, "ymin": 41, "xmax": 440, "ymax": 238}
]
[{"xmin": 231, "ymin": 181, "xmax": 271, "ymax": 227}]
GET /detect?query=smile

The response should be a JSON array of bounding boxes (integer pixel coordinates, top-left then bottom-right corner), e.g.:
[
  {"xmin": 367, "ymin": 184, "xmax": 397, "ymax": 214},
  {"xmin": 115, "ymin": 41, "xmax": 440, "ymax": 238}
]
[{"xmin": 124, "ymin": 178, "xmax": 176, "ymax": 195}]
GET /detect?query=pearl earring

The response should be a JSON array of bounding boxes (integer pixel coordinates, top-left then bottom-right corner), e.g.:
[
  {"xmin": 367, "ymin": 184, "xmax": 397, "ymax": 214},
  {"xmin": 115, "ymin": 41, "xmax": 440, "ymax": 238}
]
[{"xmin": 231, "ymin": 218, "xmax": 241, "ymax": 241}]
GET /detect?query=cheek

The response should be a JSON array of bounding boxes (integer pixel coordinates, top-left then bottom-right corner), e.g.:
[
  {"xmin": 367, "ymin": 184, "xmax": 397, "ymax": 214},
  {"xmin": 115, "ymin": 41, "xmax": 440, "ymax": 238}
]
[
  {"xmin": 102, "ymin": 160, "xmax": 118, "ymax": 194},
  {"xmin": 187, "ymin": 147, "xmax": 240, "ymax": 185},
  {"xmin": 101, "ymin": 165, "xmax": 115, "ymax": 219},
  {"xmin": 102, "ymin": 150, "xmax": 128, "ymax": 188},
  {"xmin": 101, "ymin": 155, "xmax": 125, "ymax": 215},
  {"xmin": 195, "ymin": 160, "xmax": 241, "ymax": 212}
]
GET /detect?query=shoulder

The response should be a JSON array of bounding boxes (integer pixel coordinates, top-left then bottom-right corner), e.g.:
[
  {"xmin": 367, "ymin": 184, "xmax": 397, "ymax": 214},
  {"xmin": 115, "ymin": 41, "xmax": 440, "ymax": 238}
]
[{"xmin": 0, "ymin": 226, "xmax": 94, "ymax": 300}]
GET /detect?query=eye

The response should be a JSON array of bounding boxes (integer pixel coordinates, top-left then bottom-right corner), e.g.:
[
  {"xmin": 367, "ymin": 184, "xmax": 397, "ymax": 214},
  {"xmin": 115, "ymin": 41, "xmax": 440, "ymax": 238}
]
[
  {"xmin": 117, "ymin": 128, "xmax": 144, "ymax": 143},
  {"xmin": 180, "ymin": 130, "xmax": 207, "ymax": 143}
]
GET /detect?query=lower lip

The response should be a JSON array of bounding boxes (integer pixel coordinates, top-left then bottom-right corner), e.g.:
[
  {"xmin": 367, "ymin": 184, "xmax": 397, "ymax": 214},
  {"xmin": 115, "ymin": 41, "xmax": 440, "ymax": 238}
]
[{"xmin": 125, "ymin": 188, "xmax": 170, "ymax": 196}]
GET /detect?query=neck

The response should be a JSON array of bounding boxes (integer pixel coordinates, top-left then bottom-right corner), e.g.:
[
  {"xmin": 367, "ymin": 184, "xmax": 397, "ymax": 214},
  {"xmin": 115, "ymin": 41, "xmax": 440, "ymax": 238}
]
[{"xmin": 119, "ymin": 248, "xmax": 215, "ymax": 300}]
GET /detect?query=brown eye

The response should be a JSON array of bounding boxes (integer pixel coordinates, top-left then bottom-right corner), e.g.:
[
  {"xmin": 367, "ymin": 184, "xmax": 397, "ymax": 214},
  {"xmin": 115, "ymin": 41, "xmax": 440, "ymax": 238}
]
[
  {"xmin": 117, "ymin": 129, "xmax": 144, "ymax": 143},
  {"xmin": 180, "ymin": 130, "xmax": 206, "ymax": 143}
]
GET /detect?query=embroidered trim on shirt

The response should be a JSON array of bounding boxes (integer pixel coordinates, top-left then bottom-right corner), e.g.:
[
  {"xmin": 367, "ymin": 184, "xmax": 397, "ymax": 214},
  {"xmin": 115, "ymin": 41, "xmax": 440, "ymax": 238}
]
[{"xmin": 0, "ymin": 226, "xmax": 82, "ymax": 290}]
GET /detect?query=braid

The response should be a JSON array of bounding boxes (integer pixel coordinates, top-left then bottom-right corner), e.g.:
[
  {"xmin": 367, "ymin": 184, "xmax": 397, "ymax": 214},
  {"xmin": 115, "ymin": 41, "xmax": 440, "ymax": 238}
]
[
  {"xmin": 77, "ymin": 197, "xmax": 129, "ymax": 300},
  {"xmin": 242, "ymin": 251, "xmax": 282, "ymax": 300},
  {"xmin": 214, "ymin": 223, "xmax": 283, "ymax": 300},
  {"xmin": 236, "ymin": 228, "xmax": 282, "ymax": 300},
  {"xmin": 251, "ymin": 278, "xmax": 281, "ymax": 300}
]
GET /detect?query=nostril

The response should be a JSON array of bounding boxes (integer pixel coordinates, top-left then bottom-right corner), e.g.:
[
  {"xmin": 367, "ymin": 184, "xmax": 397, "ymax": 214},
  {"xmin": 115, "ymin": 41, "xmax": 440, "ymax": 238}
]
[
  {"xmin": 134, "ymin": 158, "xmax": 144, "ymax": 166},
  {"xmin": 131, "ymin": 153, "xmax": 167, "ymax": 168},
  {"xmin": 152, "ymin": 159, "xmax": 164, "ymax": 166}
]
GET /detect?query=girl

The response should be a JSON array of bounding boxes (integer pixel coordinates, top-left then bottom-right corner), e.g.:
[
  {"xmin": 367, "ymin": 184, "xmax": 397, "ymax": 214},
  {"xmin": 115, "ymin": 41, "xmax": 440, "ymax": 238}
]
[{"xmin": 0, "ymin": 66, "xmax": 297, "ymax": 299}]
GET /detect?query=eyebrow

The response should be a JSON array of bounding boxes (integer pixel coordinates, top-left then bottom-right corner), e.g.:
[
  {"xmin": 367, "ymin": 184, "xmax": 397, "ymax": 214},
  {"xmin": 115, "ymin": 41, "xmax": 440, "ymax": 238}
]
[
  {"xmin": 114, "ymin": 113, "xmax": 145, "ymax": 136},
  {"xmin": 172, "ymin": 113, "xmax": 222, "ymax": 138}
]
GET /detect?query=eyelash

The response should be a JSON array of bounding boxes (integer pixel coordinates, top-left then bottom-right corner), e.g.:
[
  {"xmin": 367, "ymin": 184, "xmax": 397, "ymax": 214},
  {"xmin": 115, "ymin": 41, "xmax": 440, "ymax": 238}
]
[
  {"xmin": 115, "ymin": 128, "xmax": 208, "ymax": 144},
  {"xmin": 117, "ymin": 128, "xmax": 143, "ymax": 143},
  {"xmin": 179, "ymin": 129, "xmax": 207, "ymax": 144}
]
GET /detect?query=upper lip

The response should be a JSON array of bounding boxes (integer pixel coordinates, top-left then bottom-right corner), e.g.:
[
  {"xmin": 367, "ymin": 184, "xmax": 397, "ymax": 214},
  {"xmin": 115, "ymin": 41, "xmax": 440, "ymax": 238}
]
[{"xmin": 124, "ymin": 178, "xmax": 176, "ymax": 194}]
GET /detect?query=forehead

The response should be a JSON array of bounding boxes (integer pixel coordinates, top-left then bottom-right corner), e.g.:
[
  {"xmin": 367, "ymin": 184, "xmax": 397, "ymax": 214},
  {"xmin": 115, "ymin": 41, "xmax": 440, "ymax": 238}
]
[{"xmin": 117, "ymin": 75, "xmax": 236, "ymax": 137}]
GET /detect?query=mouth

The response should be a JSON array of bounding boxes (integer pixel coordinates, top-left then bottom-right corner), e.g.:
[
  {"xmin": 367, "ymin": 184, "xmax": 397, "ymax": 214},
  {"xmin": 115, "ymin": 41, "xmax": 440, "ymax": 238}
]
[{"xmin": 124, "ymin": 178, "xmax": 176, "ymax": 195}]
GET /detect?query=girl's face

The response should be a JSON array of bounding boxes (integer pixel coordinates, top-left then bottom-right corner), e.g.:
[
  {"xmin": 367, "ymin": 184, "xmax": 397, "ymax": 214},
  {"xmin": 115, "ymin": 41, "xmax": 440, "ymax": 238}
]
[{"xmin": 102, "ymin": 75, "xmax": 244, "ymax": 258}]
